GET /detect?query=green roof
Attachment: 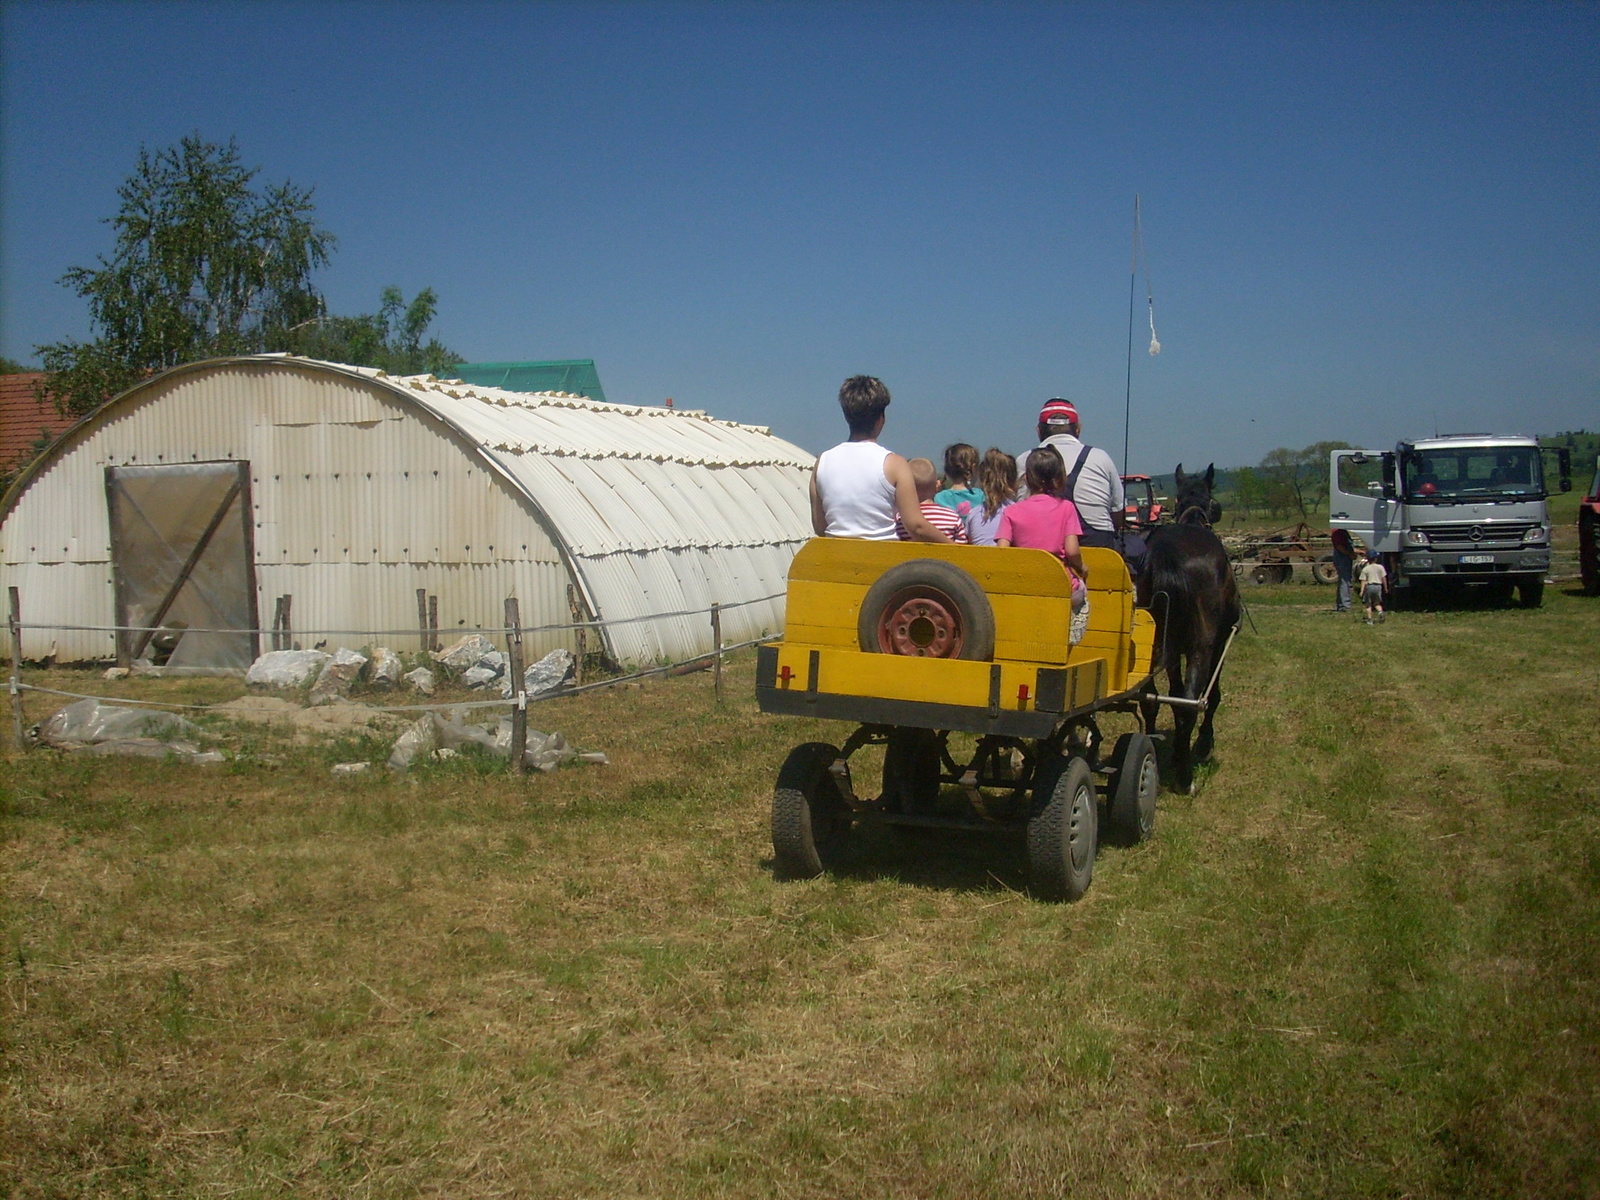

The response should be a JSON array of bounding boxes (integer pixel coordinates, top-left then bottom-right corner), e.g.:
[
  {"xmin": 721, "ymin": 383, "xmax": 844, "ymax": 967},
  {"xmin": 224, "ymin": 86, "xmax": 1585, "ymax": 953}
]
[{"xmin": 443, "ymin": 360, "xmax": 606, "ymax": 404}]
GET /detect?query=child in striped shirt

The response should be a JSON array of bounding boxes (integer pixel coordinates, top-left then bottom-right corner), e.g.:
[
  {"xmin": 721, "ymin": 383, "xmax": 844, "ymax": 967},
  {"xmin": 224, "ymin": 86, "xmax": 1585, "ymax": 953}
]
[{"xmin": 896, "ymin": 458, "xmax": 969, "ymax": 543}]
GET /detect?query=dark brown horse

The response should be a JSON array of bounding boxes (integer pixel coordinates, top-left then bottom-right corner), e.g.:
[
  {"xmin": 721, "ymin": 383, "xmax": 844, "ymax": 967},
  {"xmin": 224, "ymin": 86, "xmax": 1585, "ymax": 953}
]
[{"xmin": 1138, "ymin": 465, "xmax": 1241, "ymax": 792}]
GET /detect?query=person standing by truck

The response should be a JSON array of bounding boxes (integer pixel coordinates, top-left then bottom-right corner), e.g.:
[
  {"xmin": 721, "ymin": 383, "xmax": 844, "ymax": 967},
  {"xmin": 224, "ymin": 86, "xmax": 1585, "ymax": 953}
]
[
  {"xmin": 1331, "ymin": 526, "xmax": 1356, "ymax": 613},
  {"xmin": 1358, "ymin": 549, "xmax": 1389, "ymax": 624}
]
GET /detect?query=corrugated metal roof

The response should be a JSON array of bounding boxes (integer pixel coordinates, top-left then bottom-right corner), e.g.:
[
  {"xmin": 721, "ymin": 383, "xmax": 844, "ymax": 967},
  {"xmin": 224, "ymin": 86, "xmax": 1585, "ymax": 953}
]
[
  {"xmin": 317, "ymin": 356, "xmax": 815, "ymax": 660},
  {"xmin": 1, "ymin": 355, "xmax": 814, "ymax": 665}
]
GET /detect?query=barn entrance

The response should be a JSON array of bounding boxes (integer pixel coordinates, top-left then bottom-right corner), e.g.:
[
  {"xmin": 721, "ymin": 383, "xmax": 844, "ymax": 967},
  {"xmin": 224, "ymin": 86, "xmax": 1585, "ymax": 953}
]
[{"xmin": 105, "ymin": 461, "xmax": 259, "ymax": 669}]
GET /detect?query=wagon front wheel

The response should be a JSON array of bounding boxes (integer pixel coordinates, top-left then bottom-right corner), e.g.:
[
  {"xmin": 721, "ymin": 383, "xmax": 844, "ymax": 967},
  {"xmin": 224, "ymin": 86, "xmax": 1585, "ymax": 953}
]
[
  {"xmin": 1106, "ymin": 732, "xmax": 1158, "ymax": 845},
  {"xmin": 772, "ymin": 742, "xmax": 852, "ymax": 879},
  {"xmin": 1027, "ymin": 755, "xmax": 1098, "ymax": 901}
]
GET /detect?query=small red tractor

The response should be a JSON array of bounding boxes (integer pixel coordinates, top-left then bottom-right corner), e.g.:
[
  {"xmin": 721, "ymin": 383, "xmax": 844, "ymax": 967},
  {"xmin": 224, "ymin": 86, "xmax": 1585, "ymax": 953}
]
[{"xmin": 1121, "ymin": 474, "xmax": 1165, "ymax": 531}]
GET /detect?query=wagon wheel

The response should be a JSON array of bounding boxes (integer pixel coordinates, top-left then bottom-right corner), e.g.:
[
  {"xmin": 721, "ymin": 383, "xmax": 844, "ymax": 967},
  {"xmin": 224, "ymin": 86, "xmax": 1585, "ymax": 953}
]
[
  {"xmin": 1105, "ymin": 732, "xmax": 1158, "ymax": 846},
  {"xmin": 857, "ymin": 560, "xmax": 996, "ymax": 661},
  {"xmin": 772, "ymin": 743, "xmax": 852, "ymax": 879},
  {"xmin": 1027, "ymin": 755, "xmax": 1098, "ymax": 901},
  {"xmin": 1311, "ymin": 557, "xmax": 1339, "ymax": 585}
]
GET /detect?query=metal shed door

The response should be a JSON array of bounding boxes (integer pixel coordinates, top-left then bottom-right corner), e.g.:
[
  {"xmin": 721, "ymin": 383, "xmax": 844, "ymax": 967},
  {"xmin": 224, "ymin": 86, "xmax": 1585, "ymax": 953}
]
[{"xmin": 105, "ymin": 461, "xmax": 259, "ymax": 669}]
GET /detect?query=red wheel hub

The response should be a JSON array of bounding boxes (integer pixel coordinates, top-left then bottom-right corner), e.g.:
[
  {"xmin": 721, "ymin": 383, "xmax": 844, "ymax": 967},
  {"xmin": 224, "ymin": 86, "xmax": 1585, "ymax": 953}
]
[{"xmin": 876, "ymin": 587, "xmax": 964, "ymax": 657}]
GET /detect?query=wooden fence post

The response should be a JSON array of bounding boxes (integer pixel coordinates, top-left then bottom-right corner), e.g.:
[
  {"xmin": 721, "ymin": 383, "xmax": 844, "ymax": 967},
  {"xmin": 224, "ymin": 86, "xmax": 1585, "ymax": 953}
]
[
  {"xmin": 9, "ymin": 587, "xmax": 25, "ymax": 751},
  {"xmin": 567, "ymin": 583, "xmax": 586, "ymax": 685},
  {"xmin": 428, "ymin": 595, "xmax": 439, "ymax": 652},
  {"xmin": 416, "ymin": 588, "xmax": 430, "ymax": 653},
  {"xmin": 710, "ymin": 602, "xmax": 724, "ymax": 705},
  {"xmin": 504, "ymin": 597, "xmax": 528, "ymax": 774}
]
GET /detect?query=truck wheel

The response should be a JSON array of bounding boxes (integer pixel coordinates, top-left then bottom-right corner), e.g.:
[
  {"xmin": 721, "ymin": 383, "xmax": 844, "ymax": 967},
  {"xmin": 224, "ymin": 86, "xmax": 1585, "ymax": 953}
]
[
  {"xmin": 1517, "ymin": 576, "xmax": 1544, "ymax": 608},
  {"xmin": 1027, "ymin": 755, "xmax": 1097, "ymax": 901},
  {"xmin": 1106, "ymin": 733, "xmax": 1158, "ymax": 846},
  {"xmin": 772, "ymin": 743, "xmax": 852, "ymax": 879},
  {"xmin": 1312, "ymin": 557, "xmax": 1339, "ymax": 585},
  {"xmin": 858, "ymin": 559, "xmax": 996, "ymax": 661}
]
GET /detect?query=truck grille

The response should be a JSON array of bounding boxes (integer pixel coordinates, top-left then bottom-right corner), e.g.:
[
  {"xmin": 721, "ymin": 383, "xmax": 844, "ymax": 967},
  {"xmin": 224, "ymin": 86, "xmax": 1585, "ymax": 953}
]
[{"xmin": 1421, "ymin": 522, "xmax": 1533, "ymax": 547}]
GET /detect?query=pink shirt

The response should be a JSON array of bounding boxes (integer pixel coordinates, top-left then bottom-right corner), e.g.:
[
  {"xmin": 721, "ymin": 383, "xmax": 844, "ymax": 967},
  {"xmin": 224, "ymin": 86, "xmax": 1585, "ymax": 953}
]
[{"xmin": 997, "ymin": 493, "xmax": 1083, "ymax": 560}]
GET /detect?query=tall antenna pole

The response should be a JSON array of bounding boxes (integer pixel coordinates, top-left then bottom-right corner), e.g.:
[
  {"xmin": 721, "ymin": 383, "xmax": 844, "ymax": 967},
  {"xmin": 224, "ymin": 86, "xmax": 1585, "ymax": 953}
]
[{"xmin": 1123, "ymin": 195, "xmax": 1139, "ymax": 472}]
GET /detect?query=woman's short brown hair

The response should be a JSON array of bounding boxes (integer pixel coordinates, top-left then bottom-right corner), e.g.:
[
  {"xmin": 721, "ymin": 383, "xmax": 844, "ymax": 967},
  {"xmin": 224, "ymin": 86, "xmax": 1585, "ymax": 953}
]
[{"xmin": 838, "ymin": 376, "xmax": 891, "ymax": 436}]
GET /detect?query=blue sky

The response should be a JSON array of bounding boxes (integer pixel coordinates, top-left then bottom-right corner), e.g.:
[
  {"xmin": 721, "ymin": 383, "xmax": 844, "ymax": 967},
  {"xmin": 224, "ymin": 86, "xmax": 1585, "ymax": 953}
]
[{"xmin": 2, "ymin": 1, "xmax": 1596, "ymax": 471}]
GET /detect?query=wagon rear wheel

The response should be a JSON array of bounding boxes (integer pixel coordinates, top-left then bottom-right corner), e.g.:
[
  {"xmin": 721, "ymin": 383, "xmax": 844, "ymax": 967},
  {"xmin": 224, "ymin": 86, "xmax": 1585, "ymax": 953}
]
[
  {"xmin": 1027, "ymin": 755, "xmax": 1098, "ymax": 901},
  {"xmin": 1106, "ymin": 732, "xmax": 1158, "ymax": 845},
  {"xmin": 1311, "ymin": 557, "xmax": 1339, "ymax": 585},
  {"xmin": 772, "ymin": 743, "xmax": 852, "ymax": 879}
]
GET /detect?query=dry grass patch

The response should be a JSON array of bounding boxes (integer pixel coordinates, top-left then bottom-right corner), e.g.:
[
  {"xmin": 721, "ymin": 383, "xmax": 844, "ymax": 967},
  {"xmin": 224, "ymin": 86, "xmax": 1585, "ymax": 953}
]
[{"xmin": 3, "ymin": 594, "xmax": 1599, "ymax": 1197}]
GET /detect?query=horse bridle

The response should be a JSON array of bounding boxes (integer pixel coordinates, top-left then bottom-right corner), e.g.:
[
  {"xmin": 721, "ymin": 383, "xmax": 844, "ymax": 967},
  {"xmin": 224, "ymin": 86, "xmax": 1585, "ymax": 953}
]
[{"xmin": 1174, "ymin": 503, "xmax": 1213, "ymax": 527}]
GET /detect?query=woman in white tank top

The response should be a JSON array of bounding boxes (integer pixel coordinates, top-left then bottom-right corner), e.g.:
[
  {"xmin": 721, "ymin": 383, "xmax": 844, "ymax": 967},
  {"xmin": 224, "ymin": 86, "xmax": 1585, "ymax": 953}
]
[{"xmin": 814, "ymin": 440, "xmax": 898, "ymax": 539}]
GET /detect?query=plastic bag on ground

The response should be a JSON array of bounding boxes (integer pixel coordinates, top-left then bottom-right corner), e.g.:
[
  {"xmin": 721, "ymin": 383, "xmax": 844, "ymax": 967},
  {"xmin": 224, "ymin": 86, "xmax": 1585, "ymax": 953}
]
[
  {"xmin": 387, "ymin": 715, "xmax": 437, "ymax": 770},
  {"xmin": 37, "ymin": 699, "xmax": 201, "ymax": 747},
  {"xmin": 247, "ymin": 649, "xmax": 331, "ymax": 688},
  {"xmin": 432, "ymin": 711, "xmax": 501, "ymax": 753},
  {"xmin": 310, "ymin": 648, "xmax": 368, "ymax": 705}
]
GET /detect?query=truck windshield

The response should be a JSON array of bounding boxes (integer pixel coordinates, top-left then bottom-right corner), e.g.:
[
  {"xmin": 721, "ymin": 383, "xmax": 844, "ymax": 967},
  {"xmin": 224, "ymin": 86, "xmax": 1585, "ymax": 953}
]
[{"xmin": 1404, "ymin": 448, "xmax": 1544, "ymax": 502}]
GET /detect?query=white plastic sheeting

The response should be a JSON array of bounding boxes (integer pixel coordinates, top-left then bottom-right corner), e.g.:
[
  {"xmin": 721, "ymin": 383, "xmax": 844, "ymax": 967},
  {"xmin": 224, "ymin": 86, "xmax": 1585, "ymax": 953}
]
[{"xmin": 0, "ymin": 356, "xmax": 812, "ymax": 665}]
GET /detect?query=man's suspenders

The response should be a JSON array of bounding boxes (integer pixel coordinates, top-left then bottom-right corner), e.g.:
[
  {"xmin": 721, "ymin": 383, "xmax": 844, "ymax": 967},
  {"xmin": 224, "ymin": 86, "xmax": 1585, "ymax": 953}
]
[{"xmin": 1064, "ymin": 446, "xmax": 1094, "ymax": 504}]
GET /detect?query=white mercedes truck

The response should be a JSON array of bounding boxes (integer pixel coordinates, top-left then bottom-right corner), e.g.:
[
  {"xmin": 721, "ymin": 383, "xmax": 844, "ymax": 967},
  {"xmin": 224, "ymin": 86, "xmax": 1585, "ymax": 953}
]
[{"xmin": 1329, "ymin": 436, "xmax": 1571, "ymax": 608}]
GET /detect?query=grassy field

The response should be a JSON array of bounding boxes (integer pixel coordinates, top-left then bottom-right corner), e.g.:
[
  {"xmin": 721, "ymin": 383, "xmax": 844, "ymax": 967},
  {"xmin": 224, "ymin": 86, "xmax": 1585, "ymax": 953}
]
[{"xmin": 2, "ymin": 587, "xmax": 1598, "ymax": 1197}]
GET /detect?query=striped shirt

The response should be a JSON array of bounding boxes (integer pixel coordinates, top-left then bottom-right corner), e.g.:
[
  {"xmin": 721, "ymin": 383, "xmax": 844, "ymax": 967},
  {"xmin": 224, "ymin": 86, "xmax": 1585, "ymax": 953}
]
[{"xmin": 896, "ymin": 500, "xmax": 969, "ymax": 543}]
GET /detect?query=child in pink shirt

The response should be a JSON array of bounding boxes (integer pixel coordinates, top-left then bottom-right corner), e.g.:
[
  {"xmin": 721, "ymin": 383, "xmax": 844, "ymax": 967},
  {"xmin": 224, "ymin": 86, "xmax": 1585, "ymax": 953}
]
[{"xmin": 997, "ymin": 446, "xmax": 1087, "ymax": 610}]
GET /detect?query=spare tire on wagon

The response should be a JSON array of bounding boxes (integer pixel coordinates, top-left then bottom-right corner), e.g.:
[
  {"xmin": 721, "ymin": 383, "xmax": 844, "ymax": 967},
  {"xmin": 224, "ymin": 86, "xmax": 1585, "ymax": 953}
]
[{"xmin": 857, "ymin": 559, "xmax": 997, "ymax": 661}]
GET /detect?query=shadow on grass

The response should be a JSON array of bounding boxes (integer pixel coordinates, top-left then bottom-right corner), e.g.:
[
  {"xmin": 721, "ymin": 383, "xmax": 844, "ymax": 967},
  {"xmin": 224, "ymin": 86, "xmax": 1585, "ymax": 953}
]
[{"xmin": 766, "ymin": 820, "xmax": 1032, "ymax": 895}]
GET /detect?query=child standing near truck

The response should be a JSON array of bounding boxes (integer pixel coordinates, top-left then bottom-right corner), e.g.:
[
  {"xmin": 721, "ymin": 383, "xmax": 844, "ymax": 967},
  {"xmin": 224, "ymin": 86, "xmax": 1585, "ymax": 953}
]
[{"xmin": 1359, "ymin": 550, "xmax": 1389, "ymax": 624}]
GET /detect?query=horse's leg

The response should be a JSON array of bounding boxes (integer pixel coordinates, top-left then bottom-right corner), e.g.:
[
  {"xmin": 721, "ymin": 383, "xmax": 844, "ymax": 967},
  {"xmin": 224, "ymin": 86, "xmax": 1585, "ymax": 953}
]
[
  {"xmin": 1192, "ymin": 624, "xmax": 1231, "ymax": 762},
  {"xmin": 1169, "ymin": 648, "xmax": 1198, "ymax": 793}
]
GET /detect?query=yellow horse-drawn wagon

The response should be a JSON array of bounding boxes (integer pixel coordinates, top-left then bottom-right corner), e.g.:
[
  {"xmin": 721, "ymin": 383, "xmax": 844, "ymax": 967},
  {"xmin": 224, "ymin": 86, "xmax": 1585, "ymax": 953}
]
[{"xmin": 756, "ymin": 538, "xmax": 1160, "ymax": 900}]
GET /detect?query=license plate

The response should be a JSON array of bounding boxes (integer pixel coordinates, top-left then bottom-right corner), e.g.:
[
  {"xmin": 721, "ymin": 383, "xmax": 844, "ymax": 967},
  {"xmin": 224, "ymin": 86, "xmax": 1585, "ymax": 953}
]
[{"xmin": 1458, "ymin": 554, "xmax": 1495, "ymax": 565}]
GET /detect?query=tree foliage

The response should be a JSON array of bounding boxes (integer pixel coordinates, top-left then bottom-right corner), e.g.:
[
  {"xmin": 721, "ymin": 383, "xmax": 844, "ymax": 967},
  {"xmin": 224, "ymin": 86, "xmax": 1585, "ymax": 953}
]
[
  {"xmin": 36, "ymin": 135, "xmax": 460, "ymax": 416},
  {"xmin": 271, "ymin": 286, "xmax": 459, "ymax": 376},
  {"xmin": 1257, "ymin": 441, "xmax": 1353, "ymax": 519},
  {"xmin": 38, "ymin": 135, "xmax": 334, "ymax": 415}
]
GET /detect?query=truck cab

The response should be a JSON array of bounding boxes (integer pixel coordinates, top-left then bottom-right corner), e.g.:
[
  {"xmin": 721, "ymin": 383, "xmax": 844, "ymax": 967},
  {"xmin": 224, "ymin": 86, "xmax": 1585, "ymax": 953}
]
[{"xmin": 1329, "ymin": 436, "xmax": 1569, "ymax": 608}]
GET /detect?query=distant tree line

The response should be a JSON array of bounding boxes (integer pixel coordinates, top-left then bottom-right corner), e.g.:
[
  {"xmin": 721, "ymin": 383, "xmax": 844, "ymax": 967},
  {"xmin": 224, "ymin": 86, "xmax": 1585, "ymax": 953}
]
[
  {"xmin": 34, "ymin": 135, "xmax": 460, "ymax": 419},
  {"xmin": 1220, "ymin": 441, "xmax": 1353, "ymax": 522}
]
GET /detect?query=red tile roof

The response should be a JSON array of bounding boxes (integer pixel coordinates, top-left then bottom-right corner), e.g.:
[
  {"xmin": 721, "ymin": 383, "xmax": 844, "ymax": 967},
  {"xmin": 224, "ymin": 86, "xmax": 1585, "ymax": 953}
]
[{"xmin": 0, "ymin": 374, "xmax": 74, "ymax": 468}]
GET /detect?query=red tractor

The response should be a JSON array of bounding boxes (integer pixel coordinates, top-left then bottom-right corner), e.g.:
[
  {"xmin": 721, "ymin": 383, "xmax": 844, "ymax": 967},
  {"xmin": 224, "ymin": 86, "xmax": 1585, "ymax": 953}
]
[
  {"xmin": 1121, "ymin": 475, "xmax": 1165, "ymax": 531},
  {"xmin": 1581, "ymin": 456, "xmax": 1600, "ymax": 595}
]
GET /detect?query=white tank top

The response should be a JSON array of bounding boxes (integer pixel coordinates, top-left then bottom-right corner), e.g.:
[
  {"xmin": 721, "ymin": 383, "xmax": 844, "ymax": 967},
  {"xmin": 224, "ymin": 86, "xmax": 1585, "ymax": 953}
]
[{"xmin": 815, "ymin": 440, "xmax": 898, "ymax": 540}]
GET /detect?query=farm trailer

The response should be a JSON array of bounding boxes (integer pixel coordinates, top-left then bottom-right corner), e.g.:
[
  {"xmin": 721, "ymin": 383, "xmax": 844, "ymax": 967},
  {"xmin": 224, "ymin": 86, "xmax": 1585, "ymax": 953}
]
[{"xmin": 755, "ymin": 540, "xmax": 1169, "ymax": 901}]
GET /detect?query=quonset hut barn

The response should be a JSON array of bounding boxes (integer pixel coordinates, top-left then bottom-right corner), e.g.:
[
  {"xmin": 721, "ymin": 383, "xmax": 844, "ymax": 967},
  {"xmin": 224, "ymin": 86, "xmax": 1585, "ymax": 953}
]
[{"xmin": 0, "ymin": 355, "xmax": 814, "ymax": 668}]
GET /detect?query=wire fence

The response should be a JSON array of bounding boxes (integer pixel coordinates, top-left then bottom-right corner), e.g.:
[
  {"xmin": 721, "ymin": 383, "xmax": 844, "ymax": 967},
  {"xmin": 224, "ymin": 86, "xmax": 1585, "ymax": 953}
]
[{"xmin": 4, "ymin": 586, "xmax": 783, "ymax": 755}]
